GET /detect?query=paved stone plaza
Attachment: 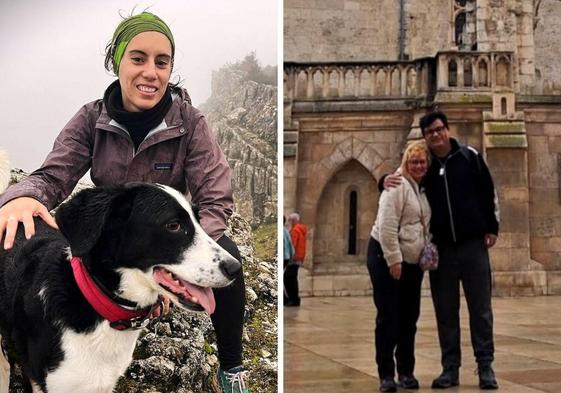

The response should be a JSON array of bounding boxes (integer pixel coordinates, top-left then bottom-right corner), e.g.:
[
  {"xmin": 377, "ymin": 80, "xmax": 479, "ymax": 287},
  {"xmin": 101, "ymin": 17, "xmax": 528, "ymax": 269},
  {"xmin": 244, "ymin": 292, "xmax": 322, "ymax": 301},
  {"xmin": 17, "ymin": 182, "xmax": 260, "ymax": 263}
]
[{"xmin": 284, "ymin": 296, "xmax": 561, "ymax": 392}]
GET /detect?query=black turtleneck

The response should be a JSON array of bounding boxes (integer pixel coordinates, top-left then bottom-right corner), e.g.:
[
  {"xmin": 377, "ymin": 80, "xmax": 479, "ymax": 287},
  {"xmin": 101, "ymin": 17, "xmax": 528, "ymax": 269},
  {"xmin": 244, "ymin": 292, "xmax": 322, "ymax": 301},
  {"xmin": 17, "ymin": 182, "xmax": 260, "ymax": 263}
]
[{"xmin": 103, "ymin": 80, "xmax": 173, "ymax": 150}]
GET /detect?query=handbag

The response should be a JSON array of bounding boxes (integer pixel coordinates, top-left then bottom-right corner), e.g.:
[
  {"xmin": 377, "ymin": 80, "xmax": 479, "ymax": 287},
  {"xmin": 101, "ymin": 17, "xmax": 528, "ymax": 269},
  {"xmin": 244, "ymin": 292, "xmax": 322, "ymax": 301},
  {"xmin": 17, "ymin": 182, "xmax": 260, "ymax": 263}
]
[
  {"xmin": 418, "ymin": 205, "xmax": 439, "ymax": 271},
  {"xmin": 419, "ymin": 241, "xmax": 439, "ymax": 271}
]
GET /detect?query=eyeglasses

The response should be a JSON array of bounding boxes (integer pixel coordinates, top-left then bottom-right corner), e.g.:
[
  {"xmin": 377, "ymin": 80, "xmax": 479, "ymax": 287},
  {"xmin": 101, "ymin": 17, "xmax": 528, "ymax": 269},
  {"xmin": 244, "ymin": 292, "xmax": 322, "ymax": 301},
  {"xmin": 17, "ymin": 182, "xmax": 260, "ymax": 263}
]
[
  {"xmin": 425, "ymin": 125, "xmax": 446, "ymax": 135},
  {"xmin": 408, "ymin": 159, "xmax": 427, "ymax": 166}
]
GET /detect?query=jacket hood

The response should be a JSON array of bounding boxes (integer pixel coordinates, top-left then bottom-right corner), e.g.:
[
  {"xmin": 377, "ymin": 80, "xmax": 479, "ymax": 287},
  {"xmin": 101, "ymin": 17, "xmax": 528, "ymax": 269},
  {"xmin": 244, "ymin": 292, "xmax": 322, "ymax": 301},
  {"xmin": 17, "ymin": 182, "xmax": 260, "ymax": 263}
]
[{"xmin": 171, "ymin": 85, "xmax": 192, "ymax": 106}]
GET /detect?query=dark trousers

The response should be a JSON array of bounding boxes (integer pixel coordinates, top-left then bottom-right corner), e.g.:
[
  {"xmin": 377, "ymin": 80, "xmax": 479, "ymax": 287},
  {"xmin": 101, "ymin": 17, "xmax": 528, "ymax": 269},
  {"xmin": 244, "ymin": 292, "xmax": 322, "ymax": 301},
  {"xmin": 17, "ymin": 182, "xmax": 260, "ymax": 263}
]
[
  {"xmin": 429, "ymin": 238, "xmax": 494, "ymax": 370},
  {"xmin": 211, "ymin": 235, "xmax": 245, "ymax": 370},
  {"xmin": 283, "ymin": 260, "xmax": 300, "ymax": 305},
  {"xmin": 367, "ymin": 238, "xmax": 424, "ymax": 379}
]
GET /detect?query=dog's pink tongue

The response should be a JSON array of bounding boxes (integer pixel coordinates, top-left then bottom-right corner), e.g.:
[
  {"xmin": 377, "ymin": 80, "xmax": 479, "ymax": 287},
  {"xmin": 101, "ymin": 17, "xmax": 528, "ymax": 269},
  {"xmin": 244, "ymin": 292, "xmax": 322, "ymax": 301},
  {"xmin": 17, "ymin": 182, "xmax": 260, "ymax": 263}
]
[
  {"xmin": 182, "ymin": 281, "xmax": 216, "ymax": 314},
  {"xmin": 153, "ymin": 268, "xmax": 216, "ymax": 314}
]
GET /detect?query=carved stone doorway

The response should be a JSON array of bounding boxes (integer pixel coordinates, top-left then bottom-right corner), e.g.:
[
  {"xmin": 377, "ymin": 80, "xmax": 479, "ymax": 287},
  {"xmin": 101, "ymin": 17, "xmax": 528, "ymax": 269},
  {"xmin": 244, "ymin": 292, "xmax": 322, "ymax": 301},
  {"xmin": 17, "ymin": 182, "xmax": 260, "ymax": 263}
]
[{"xmin": 313, "ymin": 159, "xmax": 379, "ymax": 275}]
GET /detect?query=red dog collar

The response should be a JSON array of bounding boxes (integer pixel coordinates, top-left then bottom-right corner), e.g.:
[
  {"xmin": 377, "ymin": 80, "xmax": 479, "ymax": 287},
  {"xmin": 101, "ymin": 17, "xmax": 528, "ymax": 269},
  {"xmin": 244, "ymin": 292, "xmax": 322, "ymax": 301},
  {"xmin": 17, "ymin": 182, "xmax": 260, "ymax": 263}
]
[{"xmin": 70, "ymin": 256, "xmax": 157, "ymax": 330}]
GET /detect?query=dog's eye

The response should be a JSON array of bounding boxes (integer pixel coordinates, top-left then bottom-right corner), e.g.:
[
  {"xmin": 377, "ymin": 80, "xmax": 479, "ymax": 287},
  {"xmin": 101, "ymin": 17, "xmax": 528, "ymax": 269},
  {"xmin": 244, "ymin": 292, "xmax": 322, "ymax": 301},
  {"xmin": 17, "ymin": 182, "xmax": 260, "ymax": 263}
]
[{"xmin": 165, "ymin": 222, "xmax": 182, "ymax": 232}]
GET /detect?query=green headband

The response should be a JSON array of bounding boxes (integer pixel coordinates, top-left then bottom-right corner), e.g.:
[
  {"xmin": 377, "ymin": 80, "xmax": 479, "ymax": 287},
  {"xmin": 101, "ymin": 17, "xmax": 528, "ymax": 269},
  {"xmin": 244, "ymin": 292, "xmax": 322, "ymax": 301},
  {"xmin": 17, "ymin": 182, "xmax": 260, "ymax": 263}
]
[{"xmin": 111, "ymin": 12, "xmax": 175, "ymax": 74}]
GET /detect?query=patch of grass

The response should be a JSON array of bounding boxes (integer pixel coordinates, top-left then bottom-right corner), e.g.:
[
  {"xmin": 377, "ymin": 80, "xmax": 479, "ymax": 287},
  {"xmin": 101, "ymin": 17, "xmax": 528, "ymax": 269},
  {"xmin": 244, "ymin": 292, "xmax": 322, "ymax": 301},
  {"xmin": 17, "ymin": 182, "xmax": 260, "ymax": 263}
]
[{"xmin": 252, "ymin": 223, "xmax": 277, "ymax": 261}]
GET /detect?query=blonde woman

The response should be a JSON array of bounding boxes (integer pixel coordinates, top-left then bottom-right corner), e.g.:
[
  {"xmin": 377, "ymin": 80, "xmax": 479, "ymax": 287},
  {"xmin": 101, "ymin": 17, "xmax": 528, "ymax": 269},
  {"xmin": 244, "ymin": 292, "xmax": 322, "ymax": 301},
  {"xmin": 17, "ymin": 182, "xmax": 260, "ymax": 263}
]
[{"xmin": 367, "ymin": 141, "xmax": 431, "ymax": 392}]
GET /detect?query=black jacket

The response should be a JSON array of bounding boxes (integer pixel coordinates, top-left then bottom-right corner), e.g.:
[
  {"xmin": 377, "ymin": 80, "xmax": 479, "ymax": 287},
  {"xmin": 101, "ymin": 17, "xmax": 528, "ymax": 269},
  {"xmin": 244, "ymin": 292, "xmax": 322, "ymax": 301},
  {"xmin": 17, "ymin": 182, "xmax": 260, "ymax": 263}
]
[{"xmin": 422, "ymin": 138, "xmax": 499, "ymax": 245}]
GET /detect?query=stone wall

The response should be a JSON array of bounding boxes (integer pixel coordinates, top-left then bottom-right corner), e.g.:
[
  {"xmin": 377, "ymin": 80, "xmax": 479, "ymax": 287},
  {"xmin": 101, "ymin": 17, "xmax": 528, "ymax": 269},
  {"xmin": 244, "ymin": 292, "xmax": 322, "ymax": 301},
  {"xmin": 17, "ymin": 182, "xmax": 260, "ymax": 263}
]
[
  {"xmin": 534, "ymin": 0, "xmax": 561, "ymax": 94},
  {"xmin": 285, "ymin": 0, "xmax": 555, "ymax": 93},
  {"xmin": 284, "ymin": 0, "xmax": 401, "ymax": 61},
  {"xmin": 476, "ymin": 0, "xmax": 518, "ymax": 52},
  {"xmin": 284, "ymin": 0, "xmax": 456, "ymax": 62},
  {"xmin": 404, "ymin": 0, "xmax": 450, "ymax": 59},
  {"xmin": 287, "ymin": 102, "xmax": 561, "ymax": 296},
  {"xmin": 525, "ymin": 105, "xmax": 561, "ymax": 292},
  {"xmin": 475, "ymin": 0, "xmax": 535, "ymax": 93}
]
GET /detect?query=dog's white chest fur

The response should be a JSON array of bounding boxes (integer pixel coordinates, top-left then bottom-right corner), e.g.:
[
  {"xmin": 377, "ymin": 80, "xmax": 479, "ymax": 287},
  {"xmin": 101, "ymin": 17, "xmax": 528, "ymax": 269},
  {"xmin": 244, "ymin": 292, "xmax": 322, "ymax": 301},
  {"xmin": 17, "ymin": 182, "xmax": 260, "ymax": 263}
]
[{"xmin": 46, "ymin": 322, "xmax": 140, "ymax": 393}]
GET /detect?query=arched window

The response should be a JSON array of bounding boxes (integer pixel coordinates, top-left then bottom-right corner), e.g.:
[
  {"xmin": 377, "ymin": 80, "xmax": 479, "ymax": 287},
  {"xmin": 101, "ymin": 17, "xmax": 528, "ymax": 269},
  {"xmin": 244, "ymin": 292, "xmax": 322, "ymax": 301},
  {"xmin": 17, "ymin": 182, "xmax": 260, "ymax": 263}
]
[
  {"xmin": 348, "ymin": 190, "xmax": 358, "ymax": 255},
  {"xmin": 464, "ymin": 58, "xmax": 472, "ymax": 87},
  {"xmin": 478, "ymin": 60, "xmax": 489, "ymax": 87},
  {"xmin": 455, "ymin": 12, "xmax": 466, "ymax": 47},
  {"xmin": 449, "ymin": 59, "xmax": 458, "ymax": 87},
  {"xmin": 296, "ymin": 70, "xmax": 308, "ymax": 98},
  {"xmin": 501, "ymin": 97, "xmax": 507, "ymax": 115},
  {"xmin": 312, "ymin": 69, "xmax": 323, "ymax": 98},
  {"xmin": 496, "ymin": 57, "xmax": 510, "ymax": 87},
  {"xmin": 452, "ymin": 0, "xmax": 476, "ymax": 50}
]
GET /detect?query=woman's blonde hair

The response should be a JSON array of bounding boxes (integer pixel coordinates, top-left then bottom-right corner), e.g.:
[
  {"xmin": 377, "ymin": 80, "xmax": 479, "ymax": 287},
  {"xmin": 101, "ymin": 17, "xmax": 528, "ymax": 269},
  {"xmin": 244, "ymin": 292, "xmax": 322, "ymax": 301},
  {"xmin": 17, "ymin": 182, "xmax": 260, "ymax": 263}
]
[{"xmin": 399, "ymin": 140, "xmax": 431, "ymax": 178}]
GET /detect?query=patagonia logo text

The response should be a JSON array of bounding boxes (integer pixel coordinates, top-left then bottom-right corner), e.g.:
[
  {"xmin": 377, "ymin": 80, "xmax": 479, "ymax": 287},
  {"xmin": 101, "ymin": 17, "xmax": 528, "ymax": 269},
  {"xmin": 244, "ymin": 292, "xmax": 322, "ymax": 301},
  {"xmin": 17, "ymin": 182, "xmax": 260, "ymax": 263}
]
[{"xmin": 154, "ymin": 163, "xmax": 174, "ymax": 170}]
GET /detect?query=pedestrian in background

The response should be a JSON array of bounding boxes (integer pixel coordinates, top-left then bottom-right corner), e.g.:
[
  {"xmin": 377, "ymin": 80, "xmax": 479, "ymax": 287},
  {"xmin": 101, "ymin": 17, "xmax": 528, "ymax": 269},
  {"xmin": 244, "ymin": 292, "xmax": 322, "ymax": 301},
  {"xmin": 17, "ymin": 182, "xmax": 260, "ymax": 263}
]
[
  {"xmin": 283, "ymin": 215, "xmax": 295, "ymax": 305},
  {"xmin": 285, "ymin": 212, "xmax": 307, "ymax": 307}
]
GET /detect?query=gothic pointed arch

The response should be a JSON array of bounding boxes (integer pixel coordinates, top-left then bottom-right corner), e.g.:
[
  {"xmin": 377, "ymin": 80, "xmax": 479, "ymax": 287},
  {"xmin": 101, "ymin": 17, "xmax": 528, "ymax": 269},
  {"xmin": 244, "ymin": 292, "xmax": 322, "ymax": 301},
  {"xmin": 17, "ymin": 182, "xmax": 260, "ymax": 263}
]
[
  {"xmin": 296, "ymin": 137, "xmax": 390, "ymax": 267},
  {"xmin": 313, "ymin": 158, "xmax": 379, "ymax": 271},
  {"xmin": 304, "ymin": 136, "xmax": 386, "ymax": 211}
]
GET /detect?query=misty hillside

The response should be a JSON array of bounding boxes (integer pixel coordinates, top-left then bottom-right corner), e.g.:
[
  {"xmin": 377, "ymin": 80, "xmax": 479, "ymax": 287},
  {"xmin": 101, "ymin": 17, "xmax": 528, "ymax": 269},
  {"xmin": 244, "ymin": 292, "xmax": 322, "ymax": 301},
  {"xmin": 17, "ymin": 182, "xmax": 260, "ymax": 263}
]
[{"xmin": 200, "ymin": 53, "xmax": 277, "ymax": 228}]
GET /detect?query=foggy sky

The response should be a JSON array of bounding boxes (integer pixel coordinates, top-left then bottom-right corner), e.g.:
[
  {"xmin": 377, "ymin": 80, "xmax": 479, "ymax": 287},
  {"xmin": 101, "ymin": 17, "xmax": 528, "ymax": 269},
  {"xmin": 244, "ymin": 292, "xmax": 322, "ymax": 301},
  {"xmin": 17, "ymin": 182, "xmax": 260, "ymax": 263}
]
[{"xmin": 0, "ymin": 0, "xmax": 277, "ymax": 171}]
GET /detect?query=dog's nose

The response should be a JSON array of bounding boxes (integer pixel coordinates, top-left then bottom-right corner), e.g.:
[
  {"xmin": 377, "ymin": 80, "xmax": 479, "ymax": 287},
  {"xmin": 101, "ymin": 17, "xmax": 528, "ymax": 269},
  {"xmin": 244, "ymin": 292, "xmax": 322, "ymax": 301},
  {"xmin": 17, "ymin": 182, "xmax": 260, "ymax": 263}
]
[{"xmin": 219, "ymin": 257, "xmax": 242, "ymax": 280}]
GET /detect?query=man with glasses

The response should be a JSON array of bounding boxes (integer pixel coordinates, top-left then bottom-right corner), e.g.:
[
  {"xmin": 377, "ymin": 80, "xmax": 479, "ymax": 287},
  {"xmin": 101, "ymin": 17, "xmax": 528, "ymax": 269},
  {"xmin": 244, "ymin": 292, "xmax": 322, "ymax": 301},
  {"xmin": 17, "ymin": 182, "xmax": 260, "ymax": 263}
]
[{"xmin": 385, "ymin": 111, "xmax": 499, "ymax": 389}]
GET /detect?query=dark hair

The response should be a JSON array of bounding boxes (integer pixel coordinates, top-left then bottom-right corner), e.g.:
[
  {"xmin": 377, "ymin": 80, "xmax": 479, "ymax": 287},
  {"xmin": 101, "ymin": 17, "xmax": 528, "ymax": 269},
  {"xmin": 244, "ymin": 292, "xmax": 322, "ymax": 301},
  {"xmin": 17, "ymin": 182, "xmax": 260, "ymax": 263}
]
[
  {"xmin": 104, "ymin": 41, "xmax": 118, "ymax": 74},
  {"xmin": 419, "ymin": 111, "xmax": 449, "ymax": 136}
]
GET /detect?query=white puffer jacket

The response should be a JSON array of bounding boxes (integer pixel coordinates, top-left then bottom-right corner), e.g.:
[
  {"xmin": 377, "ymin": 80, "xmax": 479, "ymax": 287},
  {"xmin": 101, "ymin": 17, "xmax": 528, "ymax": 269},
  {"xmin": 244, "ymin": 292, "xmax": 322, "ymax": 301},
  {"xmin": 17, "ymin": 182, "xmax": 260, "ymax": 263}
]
[{"xmin": 371, "ymin": 176, "xmax": 431, "ymax": 266}]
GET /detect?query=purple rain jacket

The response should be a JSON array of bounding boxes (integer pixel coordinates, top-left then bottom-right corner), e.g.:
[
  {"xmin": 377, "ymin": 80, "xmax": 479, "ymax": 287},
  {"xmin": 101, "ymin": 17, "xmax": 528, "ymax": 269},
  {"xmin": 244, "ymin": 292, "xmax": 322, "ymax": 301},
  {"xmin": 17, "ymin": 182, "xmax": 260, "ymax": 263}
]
[{"xmin": 0, "ymin": 88, "xmax": 233, "ymax": 240}]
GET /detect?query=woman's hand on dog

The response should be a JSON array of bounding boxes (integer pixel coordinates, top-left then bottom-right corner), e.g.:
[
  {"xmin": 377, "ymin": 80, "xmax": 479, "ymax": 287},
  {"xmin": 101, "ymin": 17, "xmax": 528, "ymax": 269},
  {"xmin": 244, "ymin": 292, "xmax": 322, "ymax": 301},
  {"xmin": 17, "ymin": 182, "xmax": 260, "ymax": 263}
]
[{"xmin": 0, "ymin": 197, "xmax": 58, "ymax": 250}]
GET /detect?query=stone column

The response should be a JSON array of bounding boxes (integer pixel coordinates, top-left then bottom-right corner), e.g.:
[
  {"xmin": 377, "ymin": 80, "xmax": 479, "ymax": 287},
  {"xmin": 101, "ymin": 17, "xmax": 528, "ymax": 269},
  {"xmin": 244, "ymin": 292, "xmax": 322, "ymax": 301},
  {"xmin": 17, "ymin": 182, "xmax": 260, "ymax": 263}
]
[
  {"xmin": 283, "ymin": 114, "xmax": 298, "ymax": 216},
  {"xmin": 476, "ymin": 0, "xmax": 490, "ymax": 51},
  {"xmin": 283, "ymin": 68, "xmax": 299, "ymax": 216},
  {"xmin": 515, "ymin": 0, "xmax": 535, "ymax": 93},
  {"xmin": 483, "ymin": 92, "xmax": 547, "ymax": 295}
]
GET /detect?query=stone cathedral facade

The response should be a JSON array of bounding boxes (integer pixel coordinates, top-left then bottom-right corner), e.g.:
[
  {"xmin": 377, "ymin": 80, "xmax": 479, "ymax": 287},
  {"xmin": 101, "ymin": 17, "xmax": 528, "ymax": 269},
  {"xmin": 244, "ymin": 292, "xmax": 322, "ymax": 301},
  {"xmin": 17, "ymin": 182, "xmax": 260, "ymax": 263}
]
[{"xmin": 283, "ymin": 0, "xmax": 561, "ymax": 297}]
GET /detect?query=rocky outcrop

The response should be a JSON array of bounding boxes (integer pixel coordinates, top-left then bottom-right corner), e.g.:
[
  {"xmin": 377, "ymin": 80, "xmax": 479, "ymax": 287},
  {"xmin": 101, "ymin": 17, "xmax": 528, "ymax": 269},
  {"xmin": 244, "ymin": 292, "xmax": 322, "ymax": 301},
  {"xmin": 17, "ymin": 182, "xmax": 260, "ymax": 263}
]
[
  {"xmin": 6, "ymin": 171, "xmax": 278, "ymax": 393},
  {"xmin": 200, "ymin": 66, "xmax": 277, "ymax": 228}
]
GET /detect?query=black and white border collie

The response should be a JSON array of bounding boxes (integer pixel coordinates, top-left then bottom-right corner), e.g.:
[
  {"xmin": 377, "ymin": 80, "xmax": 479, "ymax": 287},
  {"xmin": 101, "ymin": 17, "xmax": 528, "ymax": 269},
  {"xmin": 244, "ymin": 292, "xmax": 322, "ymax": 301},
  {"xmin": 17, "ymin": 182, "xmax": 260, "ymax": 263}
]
[{"xmin": 0, "ymin": 183, "xmax": 241, "ymax": 393}]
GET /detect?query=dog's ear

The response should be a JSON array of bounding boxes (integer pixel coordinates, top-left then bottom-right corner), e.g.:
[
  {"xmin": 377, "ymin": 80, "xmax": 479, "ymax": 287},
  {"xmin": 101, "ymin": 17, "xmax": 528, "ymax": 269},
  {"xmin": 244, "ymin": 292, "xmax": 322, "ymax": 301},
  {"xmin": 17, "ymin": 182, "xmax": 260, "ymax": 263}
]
[
  {"xmin": 191, "ymin": 203, "xmax": 201, "ymax": 222},
  {"xmin": 55, "ymin": 187, "xmax": 132, "ymax": 256}
]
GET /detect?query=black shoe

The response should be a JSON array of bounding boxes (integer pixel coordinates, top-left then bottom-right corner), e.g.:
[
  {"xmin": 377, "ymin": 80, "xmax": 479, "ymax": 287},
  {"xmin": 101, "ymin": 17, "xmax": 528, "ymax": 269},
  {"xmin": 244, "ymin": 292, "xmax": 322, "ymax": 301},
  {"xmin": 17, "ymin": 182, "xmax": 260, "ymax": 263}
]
[
  {"xmin": 431, "ymin": 368, "xmax": 459, "ymax": 389},
  {"xmin": 379, "ymin": 378, "xmax": 397, "ymax": 392},
  {"xmin": 478, "ymin": 365, "xmax": 498, "ymax": 390},
  {"xmin": 398, "ymin": 374, "xmax": 419, "ymax": 389},
  {"xmin": 284, "ymin": 300, "xmax": 300, "ymax": 307}
]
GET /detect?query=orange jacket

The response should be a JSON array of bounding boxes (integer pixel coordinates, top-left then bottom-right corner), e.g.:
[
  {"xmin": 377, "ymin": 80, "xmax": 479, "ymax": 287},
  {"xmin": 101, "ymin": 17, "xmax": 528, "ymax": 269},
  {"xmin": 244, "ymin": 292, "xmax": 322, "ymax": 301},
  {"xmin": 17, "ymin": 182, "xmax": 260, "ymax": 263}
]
[{"xmin": 290, "ymin": 223, "xmax": 307, "ymax": 261}]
